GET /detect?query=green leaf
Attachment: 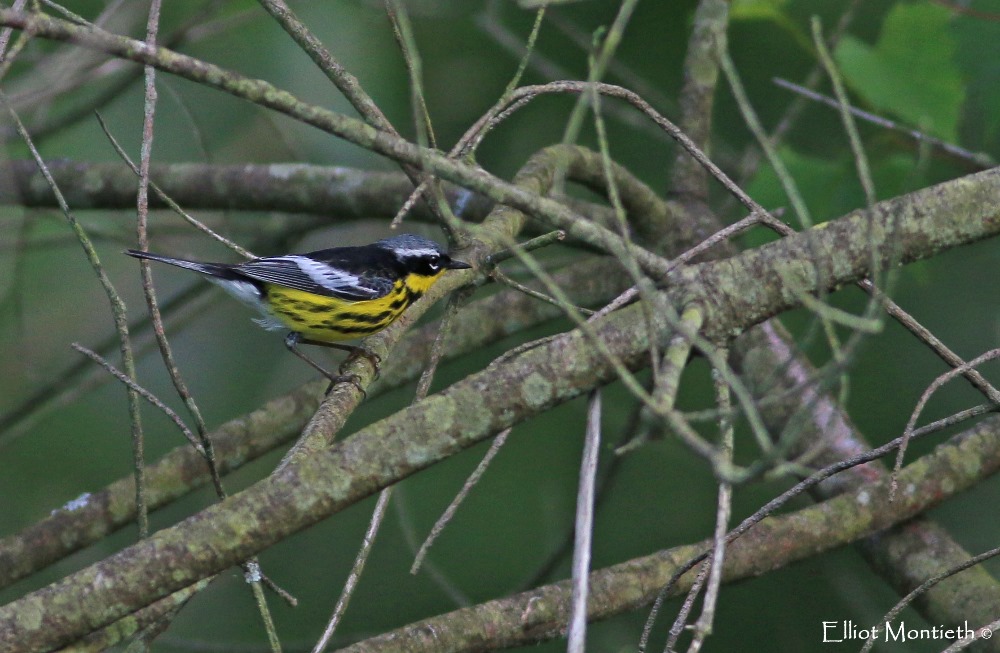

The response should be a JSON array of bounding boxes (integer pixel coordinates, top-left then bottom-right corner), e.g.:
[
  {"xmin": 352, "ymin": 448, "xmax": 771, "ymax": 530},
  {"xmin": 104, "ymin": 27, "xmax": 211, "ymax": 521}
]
[
  {"xmin": 746, "ymin": 146, "xmax": 852, "ymax": 226},
  {"xmin": 834, "ymin": 3, "xmax": 963, "ymax": 142},
  {"xmin": 731, "ymin": 0, "xmax": 810, "ymax": 51},
  {"xmin": 950, "ymin": 14, "xmax": 1000, "ymax": 147},
  {"xmin": 731, "ymin": 0, "xmax": 790, "ymax": 22}
]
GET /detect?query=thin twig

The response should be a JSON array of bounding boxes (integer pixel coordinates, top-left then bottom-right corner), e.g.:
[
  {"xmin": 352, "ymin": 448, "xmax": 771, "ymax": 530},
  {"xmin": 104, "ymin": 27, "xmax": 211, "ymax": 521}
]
[
  {"xmin": 246, "ymin": 562, "xmax": 283, "ymax": 653},
  {"xmin": 411, "ymin": 428, "xmax": 511, "ymax": 574},
  {"xmin": 648, "ymin": 401, "xmax": 995, "ymax": 620},
  {"xmin": 664, "ymin": 209, "xmax": 781, "ymax": 271},
  {"xmin": 588, "ymin": 286, "xmax": 638, "ymax": 321},
  {"xmin": 486, "ymin": 230, "xmax": 565, "ymax": 266},
  {"xmin": 311, "ymin": 288, "xmax": 471, "ymax": 650},
  {"xmin": 554, "ymin": 0, "xmax": 640, "ymax": 195},
  {"xmin": 310, "ymin": 489, "xmax": 393, "ymax": 653},
  {"xmin": 772, "ymin": 77, "xmax": 993, "ymax": 168},
  {"xmin": 490, "ymin": 268, "xmax": 595, "ymax": 316},
  {"xmin": 814, "ymin": 17, "xmax": 876, "ymax": 207},
  {"xmin": 684, "ymin": 364, "xmax": 734, "ymax": 653},
  {"xmin": 256, "ymin": 0, "xmax": 452, "ymax": 231},
  {"xmin": 568, "ymin": 390, "xmax": 601, "ymax": 653},
  {"xmin": 129, "ymin": 0, "xmax": 163, "ymax": 543},
  {"xmin": 618, "ymin": 306, "xmax": 702, "ymax": 455},
  {"xmin": 589, "ymin": 65, "xmax": 662, "ymax": 385},
  {"xmin": 892, "ymin": 348, "xmax": 1000, "ymax": 499},
  {"xmin": 860, "ymin": 544, "xmax": 1000, "ymax": 653},
  {"xmin": 389, "ymin": 0, "xmax": 548, "ymax": 229},
  {"xmin": 655, "ymin": 563, "xmax": 707, "ymax": 653},
  {"xmin": 939, "ymin": 618, "xmax": 1000, "ymax": 653},
  {"xmin": 95, "ymin": 113, "xmax": 254, "ymax": 258},
  {"xmin": 384, "ymin": 0, "xmax": 466, "ymax": 236},
  {"xmin": 862, "ymin": 280, "xmax": 1000, "ymax": 403},
  {"xmin": 1, "ymin": 91, "xmax": 149, "ymax": 536},
  {"xmin": 71, "ymin": 344, "xmax": 201, "ymax": 452}
]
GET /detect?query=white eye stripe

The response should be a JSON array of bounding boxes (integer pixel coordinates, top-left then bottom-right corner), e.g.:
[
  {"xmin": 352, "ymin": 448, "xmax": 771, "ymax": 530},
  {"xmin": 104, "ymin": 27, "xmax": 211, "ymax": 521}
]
[{"xmin": 393, "ymin": 247, "xmax": 441, "ymax": 259}]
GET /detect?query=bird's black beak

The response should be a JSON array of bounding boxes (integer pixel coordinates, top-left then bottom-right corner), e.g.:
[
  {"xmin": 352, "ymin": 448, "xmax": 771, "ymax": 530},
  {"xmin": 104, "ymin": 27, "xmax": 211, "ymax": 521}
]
[{"xmin": 445, "ymin": 257, "xmax": 473, "ymax": 270}]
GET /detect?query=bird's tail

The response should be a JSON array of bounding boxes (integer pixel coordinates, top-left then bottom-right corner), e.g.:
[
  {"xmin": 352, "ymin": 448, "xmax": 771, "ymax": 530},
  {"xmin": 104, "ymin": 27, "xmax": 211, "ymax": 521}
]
[{"xmin": 124, "ymin": 249, "xmax": 234, "ymax": 278}]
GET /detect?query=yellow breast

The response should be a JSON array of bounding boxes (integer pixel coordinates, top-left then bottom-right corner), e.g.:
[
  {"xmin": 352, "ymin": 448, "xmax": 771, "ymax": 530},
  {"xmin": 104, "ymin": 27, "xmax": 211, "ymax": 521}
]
[{"xmin": 263, "ymin": 271, "xmax": 443, "ymax": 342}]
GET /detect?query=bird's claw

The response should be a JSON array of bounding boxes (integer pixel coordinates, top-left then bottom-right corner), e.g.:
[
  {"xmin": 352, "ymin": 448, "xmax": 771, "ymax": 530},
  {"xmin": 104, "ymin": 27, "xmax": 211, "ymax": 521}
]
[
  {"xmin": 339, "ymin": 348, "xmax": 382, "ymax": 380},
  {"xmin": 324, "ymin": 373, "xmax": 366, "ymax": 398}
]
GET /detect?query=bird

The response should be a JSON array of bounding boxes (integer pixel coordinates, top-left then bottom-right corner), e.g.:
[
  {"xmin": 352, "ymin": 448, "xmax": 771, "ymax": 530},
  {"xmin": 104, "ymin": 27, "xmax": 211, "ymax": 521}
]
[{"xmin": 126, "ymin": 233, "xmax": 472, "ymax": 392}]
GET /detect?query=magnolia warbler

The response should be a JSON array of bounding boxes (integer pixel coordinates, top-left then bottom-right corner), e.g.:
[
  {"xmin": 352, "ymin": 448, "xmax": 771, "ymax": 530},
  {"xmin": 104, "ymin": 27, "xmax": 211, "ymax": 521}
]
[{"xmin": 126, "ymin": 233, "xmax": 471, "ymax": 391}]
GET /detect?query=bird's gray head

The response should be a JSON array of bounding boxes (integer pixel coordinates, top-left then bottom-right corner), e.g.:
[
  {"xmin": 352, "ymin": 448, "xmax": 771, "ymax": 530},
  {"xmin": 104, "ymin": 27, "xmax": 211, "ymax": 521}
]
[
  {"xmin": 376, "ymin": 234, "xmax": 447, "ymax": 259},
  {"xmin": 376, "ymin": 234, "xmax": 471, "ymax": 275}
]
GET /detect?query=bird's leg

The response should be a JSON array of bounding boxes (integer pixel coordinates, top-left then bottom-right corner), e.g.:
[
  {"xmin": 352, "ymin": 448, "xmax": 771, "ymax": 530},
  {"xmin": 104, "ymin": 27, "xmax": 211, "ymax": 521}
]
[
  {"xmin": 284, "ymin": 332, "xmax": 366, "ymax": 396},
  {"xmin": 292, "ymin": 335, "xmax": 382, "ymax": 380}
]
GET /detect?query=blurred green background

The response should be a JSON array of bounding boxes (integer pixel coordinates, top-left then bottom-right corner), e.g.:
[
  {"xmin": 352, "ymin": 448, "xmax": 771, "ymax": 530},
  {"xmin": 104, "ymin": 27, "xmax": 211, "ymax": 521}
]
[{"xmin": 2, "ymin": 1, "xmax": 1000, "ymax": 651}]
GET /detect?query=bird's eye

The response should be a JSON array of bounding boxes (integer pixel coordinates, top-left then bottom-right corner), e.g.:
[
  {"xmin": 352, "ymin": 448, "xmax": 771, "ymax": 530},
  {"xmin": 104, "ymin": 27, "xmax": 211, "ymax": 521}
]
[{"xmin": 427, "ymin": 255, "xmax": 441, "ymax": 272}]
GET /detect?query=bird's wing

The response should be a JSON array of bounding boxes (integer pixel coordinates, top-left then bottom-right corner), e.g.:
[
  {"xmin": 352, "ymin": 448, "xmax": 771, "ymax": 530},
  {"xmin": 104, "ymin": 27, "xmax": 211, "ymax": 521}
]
[{"xmin": 234, "ymin": 255, "xmax": 393, "ymax": 300}]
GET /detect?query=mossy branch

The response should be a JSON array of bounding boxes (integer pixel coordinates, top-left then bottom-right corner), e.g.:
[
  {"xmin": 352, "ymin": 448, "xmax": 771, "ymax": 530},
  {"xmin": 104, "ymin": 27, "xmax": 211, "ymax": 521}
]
[
  {"xmin": 2, "ymin": 158, "xmax": 1000, "ymax": 650},
  {"xmin": 0, "ymin": 10, "xmax": 672, "ymax": 278}
]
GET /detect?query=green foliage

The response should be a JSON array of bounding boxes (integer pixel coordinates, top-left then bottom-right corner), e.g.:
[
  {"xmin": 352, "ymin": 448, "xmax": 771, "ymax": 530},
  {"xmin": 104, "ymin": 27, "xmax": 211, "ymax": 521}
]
[
  {"xmin": 835, "ymin": 2, "xmax": 963, "ymax": 142},
  {"xmin": 950, "ymin": 10, "xmax": 1000, "ymax": 148},
  {"xmin": 747, "ymin": 145, "xmax": 850, "ymax": 226},
  {"xmin": 5, "ymin": 2, "xmax": 1000, "ymax": 652},
  {"xmin": 731, "ymin": 0, "xmax": 811, "ymax": 52}
]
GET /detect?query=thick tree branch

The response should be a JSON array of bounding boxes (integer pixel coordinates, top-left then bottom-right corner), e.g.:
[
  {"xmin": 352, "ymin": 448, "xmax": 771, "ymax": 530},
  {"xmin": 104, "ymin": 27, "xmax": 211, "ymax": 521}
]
[
  {"xmin": 0, "ymin": 255, "xmax": 626, "ymax": 592},
  {"xmin": 736, "ymin": 320, "xmax": 1000, "ymax": 633},
  {"xmin": 2, "ymin": 160, "xmax": 1000, "ymax": 650},
  {"xmin": 677, "ymin": 166, "xmax": 1000, "ymax": 341},
  {"xmin": 669, "ymin": 0, "xmax": 728, "ymax": 199},
  {"xmin": 0, "ymin": 10, "xmax": 672, "ymax": 278},
  {"xmin": 3, "ymin": 8, "xmax": 999, "ymax": 651},
  {"xmin": 338, "ymin": 415, "xmax": 1000, "ymax": 653},
  {"xmin": 0, "ymin": 160, "xmax": 491, "ymax": 219}
]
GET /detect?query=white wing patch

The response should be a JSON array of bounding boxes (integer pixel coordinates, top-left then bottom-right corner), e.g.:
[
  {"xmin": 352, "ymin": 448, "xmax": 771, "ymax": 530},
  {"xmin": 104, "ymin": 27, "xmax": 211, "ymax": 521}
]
[
  {"xmin": 289, "ymin": 256, "xmax": 367, "ymax": 294},
  {"xmin": 234, "ymin": 255, "xmax": 384, "ymax": 299}
]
